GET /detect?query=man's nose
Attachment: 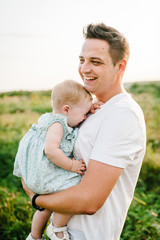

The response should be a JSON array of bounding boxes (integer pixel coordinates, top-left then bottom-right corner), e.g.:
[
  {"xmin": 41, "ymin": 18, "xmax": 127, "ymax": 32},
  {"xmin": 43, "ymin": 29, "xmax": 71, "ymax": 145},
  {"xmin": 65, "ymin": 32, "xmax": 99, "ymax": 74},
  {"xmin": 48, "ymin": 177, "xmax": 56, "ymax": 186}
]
[{"xmin": 81, "ymin": 61, "xmax": 91, "ymax": 73}]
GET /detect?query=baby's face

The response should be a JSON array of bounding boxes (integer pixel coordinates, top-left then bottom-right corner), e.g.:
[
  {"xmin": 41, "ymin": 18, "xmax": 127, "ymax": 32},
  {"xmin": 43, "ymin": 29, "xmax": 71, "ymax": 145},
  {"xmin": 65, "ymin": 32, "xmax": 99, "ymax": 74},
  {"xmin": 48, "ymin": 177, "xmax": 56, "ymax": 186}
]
[{"xmin": 67, "ymin": 101, "xmax": 92, "ymax": 127}]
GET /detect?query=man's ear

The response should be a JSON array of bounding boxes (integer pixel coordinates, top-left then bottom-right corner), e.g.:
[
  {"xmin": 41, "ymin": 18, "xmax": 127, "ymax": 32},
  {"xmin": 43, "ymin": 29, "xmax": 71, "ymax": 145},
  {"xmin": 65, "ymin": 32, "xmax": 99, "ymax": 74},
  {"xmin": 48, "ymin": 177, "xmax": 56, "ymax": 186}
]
[
  {"xmin": 62, "ymin": 105, "xmax": 70, "ymax": 115},
  {"xmin": 118, "ymin": 59, "xmax": 127, "ymax": 72}
]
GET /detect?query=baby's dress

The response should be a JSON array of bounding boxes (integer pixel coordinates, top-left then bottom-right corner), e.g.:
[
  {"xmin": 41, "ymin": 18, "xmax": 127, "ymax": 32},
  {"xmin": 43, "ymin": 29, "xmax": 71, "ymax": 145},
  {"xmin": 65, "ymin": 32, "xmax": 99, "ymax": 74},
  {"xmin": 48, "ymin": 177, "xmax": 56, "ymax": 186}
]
[{"xmin": 13, "ymin": 113, "xmax": 81, "ymax": 194}]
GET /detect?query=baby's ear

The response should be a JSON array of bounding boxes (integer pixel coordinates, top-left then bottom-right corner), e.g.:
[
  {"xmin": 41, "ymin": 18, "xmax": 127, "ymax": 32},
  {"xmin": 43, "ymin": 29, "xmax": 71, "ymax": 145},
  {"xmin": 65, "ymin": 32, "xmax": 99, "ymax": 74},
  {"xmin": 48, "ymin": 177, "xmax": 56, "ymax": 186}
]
[{"xmin": 62, "ymin": 105, "xmax": 70, "ymax": 114}]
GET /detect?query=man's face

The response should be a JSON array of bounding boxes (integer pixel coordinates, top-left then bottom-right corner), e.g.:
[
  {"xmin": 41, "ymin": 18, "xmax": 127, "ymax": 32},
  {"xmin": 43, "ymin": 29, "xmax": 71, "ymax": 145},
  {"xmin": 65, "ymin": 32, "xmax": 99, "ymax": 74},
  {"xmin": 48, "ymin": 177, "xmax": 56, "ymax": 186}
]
[{"xmin": 78, "ymin": 39, "xmax": 120, "ymax": 100}]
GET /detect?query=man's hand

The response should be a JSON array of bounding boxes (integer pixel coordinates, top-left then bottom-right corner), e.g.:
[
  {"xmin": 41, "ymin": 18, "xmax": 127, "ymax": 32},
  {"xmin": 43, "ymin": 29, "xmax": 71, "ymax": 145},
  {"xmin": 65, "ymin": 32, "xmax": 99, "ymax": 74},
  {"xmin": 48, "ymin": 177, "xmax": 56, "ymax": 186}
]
[
  {"xmin": 71, "ymin": 159, "xmax": 86, "ymax": 175},
  {"xmin": 21, "ymin": 178, "xmax": 36, "ymax": 200}
]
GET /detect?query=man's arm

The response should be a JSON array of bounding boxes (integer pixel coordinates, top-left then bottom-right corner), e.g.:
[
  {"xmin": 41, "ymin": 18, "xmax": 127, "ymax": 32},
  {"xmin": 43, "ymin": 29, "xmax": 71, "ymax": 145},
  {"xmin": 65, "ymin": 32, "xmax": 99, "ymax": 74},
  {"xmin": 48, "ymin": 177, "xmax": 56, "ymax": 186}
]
[{"xmin": 22, "ymin": 159, "xmax": 123, "ymax": 215}]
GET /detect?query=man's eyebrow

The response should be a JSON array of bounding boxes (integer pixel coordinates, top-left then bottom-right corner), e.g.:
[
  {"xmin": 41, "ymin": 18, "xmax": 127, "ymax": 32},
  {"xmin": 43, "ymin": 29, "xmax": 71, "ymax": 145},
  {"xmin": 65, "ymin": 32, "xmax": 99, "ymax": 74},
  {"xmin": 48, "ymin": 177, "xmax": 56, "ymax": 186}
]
[
  {"xmin": 90, "ymin": 57, "xmax": 102, "ymax": 61},
  {"xmin": 79, "ymin": 56, "xmax": 103, "ymax": 61}
]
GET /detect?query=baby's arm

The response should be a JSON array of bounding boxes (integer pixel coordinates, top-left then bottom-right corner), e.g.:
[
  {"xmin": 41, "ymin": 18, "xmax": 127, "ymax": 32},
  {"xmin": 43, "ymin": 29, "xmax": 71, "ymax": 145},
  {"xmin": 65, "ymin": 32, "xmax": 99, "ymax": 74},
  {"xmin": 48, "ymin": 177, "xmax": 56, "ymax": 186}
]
[{"xmin": 45, "ymin": 122, "xmax": 86, "ymax": 175}]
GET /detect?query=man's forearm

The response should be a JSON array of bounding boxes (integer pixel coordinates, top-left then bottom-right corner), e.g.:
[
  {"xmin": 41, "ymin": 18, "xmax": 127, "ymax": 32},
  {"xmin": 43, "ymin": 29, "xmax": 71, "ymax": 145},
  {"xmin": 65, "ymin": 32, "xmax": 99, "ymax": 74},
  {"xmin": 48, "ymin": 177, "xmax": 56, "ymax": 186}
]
[
  {"xmin": 22, "ymin": 160, "xmax": 122, "ymax": 215},
  {"xmin": 36, "ymin": 184, "xmax": 93, "ymax": 215}
]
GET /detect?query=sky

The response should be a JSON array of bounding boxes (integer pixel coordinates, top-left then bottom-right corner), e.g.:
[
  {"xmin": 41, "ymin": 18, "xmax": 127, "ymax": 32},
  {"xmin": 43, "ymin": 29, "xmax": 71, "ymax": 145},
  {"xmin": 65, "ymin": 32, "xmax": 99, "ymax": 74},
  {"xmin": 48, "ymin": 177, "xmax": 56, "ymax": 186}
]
[{"xmin": 0, "ymin": 0, "xmax": 160, "ymax": 92}]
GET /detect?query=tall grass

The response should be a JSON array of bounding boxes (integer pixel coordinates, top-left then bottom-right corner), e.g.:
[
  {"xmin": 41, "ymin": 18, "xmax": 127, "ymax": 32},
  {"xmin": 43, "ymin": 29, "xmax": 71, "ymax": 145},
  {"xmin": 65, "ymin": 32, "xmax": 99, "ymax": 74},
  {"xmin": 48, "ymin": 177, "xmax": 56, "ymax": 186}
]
[
  {"xmin": 0, "ymin": 187, "xmax": 34, "ymax": 240},
  {"xmin": 120, "ymin": 82, "xmax": 160, "ymax": 239}
]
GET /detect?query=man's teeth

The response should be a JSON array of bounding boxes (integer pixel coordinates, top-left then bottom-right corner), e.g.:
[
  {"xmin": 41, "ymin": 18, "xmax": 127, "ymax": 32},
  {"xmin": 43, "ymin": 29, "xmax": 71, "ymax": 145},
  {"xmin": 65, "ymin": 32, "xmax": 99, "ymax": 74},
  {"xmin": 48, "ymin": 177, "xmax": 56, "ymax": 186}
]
[{"xmin": 84, "ymin": 77, "xmax": 96, "ymax": 80}]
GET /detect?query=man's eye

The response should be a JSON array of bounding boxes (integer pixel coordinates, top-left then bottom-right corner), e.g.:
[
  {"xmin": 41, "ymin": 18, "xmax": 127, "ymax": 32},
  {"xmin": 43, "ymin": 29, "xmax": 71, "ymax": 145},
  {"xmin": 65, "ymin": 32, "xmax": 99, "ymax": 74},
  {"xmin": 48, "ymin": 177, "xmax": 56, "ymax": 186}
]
[
  {"xmin": 92, "ymin": 61, "xmax": 102, "ymax": 65},
  {"xmin": 79, "ymin": 59, "xmax": 84, "ymax": 63}
]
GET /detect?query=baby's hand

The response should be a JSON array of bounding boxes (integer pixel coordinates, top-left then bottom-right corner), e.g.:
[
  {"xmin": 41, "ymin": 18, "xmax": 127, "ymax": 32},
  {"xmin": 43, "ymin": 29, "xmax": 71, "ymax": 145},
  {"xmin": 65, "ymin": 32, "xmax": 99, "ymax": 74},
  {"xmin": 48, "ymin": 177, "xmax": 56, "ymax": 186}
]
[
  {"xmin": 90, "ymin": 100, "xmax": 104, "ymax": 114},
  {"xmin": 71, "ymin": 158, "xmax": 86, "ymax": 175}
]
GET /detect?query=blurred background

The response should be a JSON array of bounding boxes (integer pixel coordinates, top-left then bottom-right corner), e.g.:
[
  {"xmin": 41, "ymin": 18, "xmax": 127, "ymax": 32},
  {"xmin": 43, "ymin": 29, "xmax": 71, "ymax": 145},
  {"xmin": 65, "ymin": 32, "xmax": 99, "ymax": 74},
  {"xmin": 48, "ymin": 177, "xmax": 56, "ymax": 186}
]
[
  {"xmin": 0, "ymin": 0, "xmax": 160, "ymax": 239},
  {"xmin": 0, "ymin": 0, "xmax": 160, "ymax": 92}
]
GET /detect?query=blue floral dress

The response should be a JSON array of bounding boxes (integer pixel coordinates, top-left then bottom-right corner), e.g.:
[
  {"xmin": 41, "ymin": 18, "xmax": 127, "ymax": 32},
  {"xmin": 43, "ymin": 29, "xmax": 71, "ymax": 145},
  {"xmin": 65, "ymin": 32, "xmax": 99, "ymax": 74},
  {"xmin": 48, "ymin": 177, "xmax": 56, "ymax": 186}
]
[{"xmin": 13, "ymin": 113, "xmax": 81, "ymax": 194}]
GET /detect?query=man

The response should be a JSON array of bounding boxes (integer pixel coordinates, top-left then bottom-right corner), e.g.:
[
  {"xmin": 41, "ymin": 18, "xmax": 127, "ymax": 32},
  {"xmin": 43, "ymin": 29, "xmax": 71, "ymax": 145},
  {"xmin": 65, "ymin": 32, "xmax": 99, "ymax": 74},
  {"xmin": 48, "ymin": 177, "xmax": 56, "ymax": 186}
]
[{"xmin": 22, "ymin": 23, "xmax": 146, "ymax": 240}]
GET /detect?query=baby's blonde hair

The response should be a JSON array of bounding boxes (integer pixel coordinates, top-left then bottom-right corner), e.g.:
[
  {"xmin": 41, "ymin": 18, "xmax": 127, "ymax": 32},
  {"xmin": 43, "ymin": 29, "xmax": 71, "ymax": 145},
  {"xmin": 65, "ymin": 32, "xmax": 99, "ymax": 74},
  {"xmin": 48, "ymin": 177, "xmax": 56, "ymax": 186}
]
[{"xmin": 51, "ymin": 80, "xmax": 92, "ymax": 110}]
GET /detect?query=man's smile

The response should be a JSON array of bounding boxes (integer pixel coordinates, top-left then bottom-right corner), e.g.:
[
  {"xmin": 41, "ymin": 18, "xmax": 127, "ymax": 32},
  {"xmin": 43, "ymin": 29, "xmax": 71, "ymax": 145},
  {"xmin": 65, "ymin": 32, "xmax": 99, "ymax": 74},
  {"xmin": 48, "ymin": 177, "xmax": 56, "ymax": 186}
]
[{"xmin": 83, "ymin": 76, "xmax": 97, "ymax": 81}]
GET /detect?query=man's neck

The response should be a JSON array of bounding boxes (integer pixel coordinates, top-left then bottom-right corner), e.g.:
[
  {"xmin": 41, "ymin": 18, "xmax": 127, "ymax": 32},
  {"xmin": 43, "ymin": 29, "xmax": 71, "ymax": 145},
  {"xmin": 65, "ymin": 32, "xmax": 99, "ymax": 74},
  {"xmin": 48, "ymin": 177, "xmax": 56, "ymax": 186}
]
[{"xmin": 96, "ymin": 84, "xmax": 126, "ymax": 103}]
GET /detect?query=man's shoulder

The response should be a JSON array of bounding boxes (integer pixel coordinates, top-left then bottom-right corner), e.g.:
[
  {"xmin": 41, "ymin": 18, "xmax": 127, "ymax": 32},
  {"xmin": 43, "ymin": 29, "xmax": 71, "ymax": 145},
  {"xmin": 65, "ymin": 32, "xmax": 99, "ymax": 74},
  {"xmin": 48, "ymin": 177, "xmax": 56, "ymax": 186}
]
[{"xmin": 104, "ymin": 93, "xmax": 144, "ymax": 118}]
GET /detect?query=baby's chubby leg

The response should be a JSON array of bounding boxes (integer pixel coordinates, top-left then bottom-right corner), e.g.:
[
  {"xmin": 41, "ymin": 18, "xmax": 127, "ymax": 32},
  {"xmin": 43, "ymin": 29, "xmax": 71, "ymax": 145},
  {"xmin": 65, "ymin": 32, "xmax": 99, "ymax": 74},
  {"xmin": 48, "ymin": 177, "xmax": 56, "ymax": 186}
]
[
  {"xmin": 47, "ymin": 213, "xmax": 71, "ymax": 239},
  {"xmin": 53, "ymin": 212, "xmax": 71, "ymax": 227},
  {"xmin": 31, "ymin": 209, "xmax": 52, "ymax": 239}
]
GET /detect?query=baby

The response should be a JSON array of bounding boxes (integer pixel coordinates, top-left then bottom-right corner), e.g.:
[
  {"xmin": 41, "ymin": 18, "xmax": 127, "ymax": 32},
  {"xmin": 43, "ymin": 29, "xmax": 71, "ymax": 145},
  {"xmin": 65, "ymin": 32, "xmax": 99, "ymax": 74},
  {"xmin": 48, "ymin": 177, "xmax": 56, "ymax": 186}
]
[{"xmin": 14, "ymin": 80, "xmax": 96, "ymax": 240}]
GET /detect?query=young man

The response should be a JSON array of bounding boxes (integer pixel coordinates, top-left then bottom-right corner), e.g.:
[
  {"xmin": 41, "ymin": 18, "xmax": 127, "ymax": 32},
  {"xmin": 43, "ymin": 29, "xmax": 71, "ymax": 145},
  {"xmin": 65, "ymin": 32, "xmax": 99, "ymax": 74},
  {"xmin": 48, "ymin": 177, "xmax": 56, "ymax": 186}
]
[{"xmin": 22, "ymin": 23, "xmax": 146, "ymax": 240}]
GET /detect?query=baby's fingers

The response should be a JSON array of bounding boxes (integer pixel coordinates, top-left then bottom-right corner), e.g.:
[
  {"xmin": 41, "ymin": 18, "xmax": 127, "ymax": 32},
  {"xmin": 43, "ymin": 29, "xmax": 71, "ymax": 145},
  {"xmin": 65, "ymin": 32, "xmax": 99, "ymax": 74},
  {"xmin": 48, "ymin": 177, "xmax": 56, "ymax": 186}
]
[
  {"xmin": 79, "ymin": 170, "xmax": 85, "ymax": 176},
  {"xmin": 90, "ymin": 101, "xmax": 103, "ymax": 114},
  {"xmin": 80, "ymin": 159, "xmax": 86, "ymax": 166},
  {"xmin": 97, "ymin": 100, "xmax": 104, "ymax": 106},
  {"xmin": 90, "ymin": 104, "xmax": 99, "ymax": 113},
  {"xmin": 80, "ymin": 165, "xmax": 86, "ymax": 171}
]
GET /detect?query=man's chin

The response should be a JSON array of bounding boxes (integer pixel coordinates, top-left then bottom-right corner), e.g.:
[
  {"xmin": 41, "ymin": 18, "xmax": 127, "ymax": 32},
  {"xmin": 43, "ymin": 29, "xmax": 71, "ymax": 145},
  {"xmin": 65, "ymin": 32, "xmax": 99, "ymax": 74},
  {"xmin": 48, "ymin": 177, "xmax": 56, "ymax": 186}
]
[
  {"xmin": 85, "ymin": 87, "xmax": 95, "ymax": 95},
  {"xmin": 84, "ymin": 84, "xmax": 93, "ymax": 93}
]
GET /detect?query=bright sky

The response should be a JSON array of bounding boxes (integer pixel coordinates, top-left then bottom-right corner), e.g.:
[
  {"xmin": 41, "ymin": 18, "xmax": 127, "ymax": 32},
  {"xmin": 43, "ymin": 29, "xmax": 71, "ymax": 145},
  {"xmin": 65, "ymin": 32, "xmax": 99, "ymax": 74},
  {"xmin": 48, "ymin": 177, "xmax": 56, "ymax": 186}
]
[{"xmin": 0, "ymin": 0, "xmax": 160, "ymax": 92}]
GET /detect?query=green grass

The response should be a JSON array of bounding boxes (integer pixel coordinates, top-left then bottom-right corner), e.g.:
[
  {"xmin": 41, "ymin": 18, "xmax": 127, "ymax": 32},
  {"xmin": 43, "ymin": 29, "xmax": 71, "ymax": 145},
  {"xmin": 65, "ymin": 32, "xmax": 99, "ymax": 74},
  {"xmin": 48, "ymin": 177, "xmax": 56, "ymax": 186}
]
[
  {"xmin": 0, "ymin": 81, "xmax": 160, "ymax": 239},
  {"xmin": 0, "ymin": 187, "xmax": 34, "ymax": 240},
  {"xmin": 120, "ymin": 81, "xmax": 160, "ymax": 239}
]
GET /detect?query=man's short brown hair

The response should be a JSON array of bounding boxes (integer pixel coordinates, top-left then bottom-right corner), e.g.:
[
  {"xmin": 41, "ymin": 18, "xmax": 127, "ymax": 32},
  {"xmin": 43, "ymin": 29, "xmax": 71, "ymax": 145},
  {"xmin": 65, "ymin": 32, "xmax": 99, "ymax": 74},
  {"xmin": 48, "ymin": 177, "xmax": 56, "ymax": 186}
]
[{"xmin": 83, "ymin": 23, "xmax": 130, "ymax": 66}]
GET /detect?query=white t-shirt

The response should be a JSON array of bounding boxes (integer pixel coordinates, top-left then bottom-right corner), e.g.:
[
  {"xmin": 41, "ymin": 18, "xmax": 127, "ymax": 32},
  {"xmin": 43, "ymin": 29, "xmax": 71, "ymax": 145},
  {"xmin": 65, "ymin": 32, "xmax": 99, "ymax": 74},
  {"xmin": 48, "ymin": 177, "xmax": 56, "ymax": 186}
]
[{"xmin": 68, "ymin": 93, "xmax": 146, "ymax": 240}]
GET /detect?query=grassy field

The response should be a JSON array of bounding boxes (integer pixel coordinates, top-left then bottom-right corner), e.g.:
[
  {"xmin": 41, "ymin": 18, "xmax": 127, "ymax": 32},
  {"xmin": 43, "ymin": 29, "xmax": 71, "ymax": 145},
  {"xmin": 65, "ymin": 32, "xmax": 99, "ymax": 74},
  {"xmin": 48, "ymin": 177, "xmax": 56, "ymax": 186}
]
[{"xmin": 0, "ymin": 81, "xmax": 160, "ymax": 239}]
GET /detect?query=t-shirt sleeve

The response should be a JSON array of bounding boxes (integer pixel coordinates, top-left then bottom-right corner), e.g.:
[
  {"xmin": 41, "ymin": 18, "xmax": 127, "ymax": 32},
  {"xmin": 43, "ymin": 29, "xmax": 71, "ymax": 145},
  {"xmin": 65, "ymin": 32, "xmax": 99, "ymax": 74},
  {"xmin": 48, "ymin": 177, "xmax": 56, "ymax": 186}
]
[{"xmin": 90, "ymin": 108, "xmax": 144, "ymax": 168}]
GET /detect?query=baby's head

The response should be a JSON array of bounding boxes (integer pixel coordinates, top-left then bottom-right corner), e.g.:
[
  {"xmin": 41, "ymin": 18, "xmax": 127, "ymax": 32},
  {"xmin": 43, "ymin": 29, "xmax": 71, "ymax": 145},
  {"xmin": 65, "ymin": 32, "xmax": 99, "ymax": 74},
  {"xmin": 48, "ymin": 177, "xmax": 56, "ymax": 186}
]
[{"xmin": 51, "ymin": 80, "xmax": 93, "ymax": 127}]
